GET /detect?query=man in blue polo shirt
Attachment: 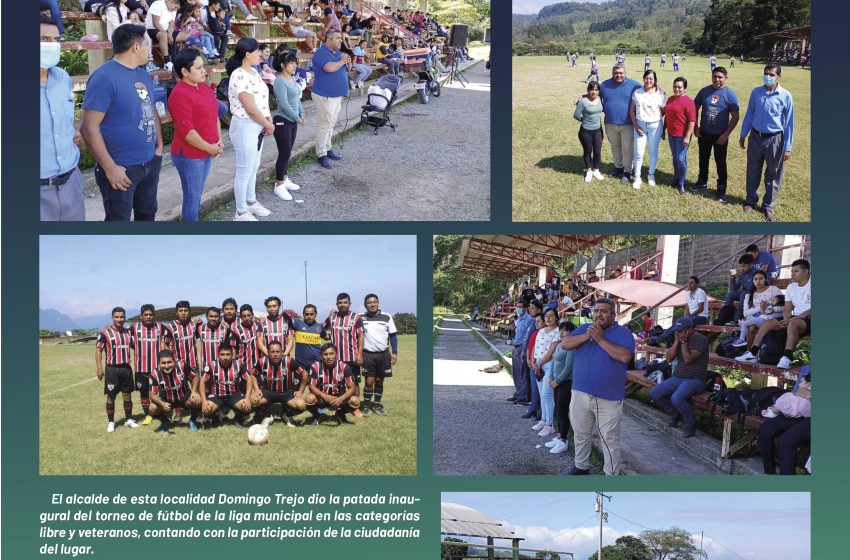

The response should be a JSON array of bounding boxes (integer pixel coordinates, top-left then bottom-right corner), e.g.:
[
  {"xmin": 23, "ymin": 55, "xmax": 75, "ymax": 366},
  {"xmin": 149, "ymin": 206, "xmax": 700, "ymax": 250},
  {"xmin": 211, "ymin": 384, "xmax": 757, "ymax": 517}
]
[
  {"xmin": 311, "ymin": 30, "xmax": 350, "ymax": 169},
  {"xmin": 40, "ymin": 14, "xmax": 85, "ymax": 221},
  {"xmin": 739, "ymin": 64, "xmax": 794, "ymax": 222},
  {"xmin": 745, "ymin": 243, "xmax": 778, "ymax": 279},
  {"xmin": 560, "ymin": 298, "xmax": 635, "ymax": 475},
  {"xmin": 692, "ymin": 67, "xmax": 739, "ymax": 202},
  {"xmin": 509, "ymin": 299, "xmax": 534, "ymax": 407},
  {"xmin": 598, "ymin": 65, "xmax": 641, "ymax": 184}
]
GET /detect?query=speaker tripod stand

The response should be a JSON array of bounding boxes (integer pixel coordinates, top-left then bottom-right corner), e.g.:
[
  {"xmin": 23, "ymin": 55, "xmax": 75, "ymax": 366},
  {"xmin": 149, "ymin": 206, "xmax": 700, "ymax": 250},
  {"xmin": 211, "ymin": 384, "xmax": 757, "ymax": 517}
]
[{"xmin": 445, "ymin": 47, "xmax": 469, "ymax": 87}]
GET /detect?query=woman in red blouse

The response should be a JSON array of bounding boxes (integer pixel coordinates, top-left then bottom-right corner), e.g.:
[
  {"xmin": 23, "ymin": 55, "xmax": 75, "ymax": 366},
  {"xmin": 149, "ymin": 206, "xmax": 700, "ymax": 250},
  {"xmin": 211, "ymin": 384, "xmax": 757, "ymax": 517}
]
[
  {"xmin": 167, "ymin": 49, "xmax": 223, "ymax": 221},
  {"xmin": 663, "ymin": 76, "xmax": 697, "ymax": 194}
]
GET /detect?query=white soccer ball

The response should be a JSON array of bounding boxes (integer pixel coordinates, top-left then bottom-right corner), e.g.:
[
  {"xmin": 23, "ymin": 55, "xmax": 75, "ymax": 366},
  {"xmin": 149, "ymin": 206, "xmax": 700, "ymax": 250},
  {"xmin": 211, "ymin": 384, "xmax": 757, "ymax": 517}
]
[{"xmin": 247, "ymin": 424, "xmax": 269, "ymax": 445}]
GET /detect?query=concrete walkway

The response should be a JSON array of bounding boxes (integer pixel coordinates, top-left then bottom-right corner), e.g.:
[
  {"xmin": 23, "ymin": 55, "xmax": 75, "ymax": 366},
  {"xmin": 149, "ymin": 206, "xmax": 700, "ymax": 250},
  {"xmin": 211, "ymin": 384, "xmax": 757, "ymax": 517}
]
[{"xmin": 81, "ymin": 57, "xmax": 488, "ymax": 221}]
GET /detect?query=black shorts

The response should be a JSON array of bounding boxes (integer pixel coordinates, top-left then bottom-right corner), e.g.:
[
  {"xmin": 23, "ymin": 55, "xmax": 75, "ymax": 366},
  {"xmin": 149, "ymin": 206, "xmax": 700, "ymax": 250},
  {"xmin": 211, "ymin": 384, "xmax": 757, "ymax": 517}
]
[
  {"xmin": 207, "ymin": 392, "xmax": 246, "ymax": 411},
  {"xmin": 345, "ymin": 361, "xmax": 362, "ymax": 384},
  {"xmin": 261, "ymin": 389, "xmax": 298, "ymax": 404},
  {"xmin": 362, "ymin": 350, "xmax": 392, "ymax": 378},
  {"xmin": 104, "ymin": 364, "xmax": 134, "ymax": 396},
  {"xmin": 159, "ymin": 393, "xmax": 193, "ymax": 411},
  {"xmin": 794, "ymin": 316, "xmax": 811, "ymax": 336},
  {"xmin": 135, "ymin": 371, "xmax": 152, "ymax": 394}
]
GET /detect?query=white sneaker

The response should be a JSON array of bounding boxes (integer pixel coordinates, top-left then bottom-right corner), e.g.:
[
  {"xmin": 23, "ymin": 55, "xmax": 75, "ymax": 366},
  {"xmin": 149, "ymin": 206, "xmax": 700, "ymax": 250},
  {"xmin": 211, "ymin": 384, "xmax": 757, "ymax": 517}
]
[
  {"xmin": 273, "ymin": 183, "xmax": 293, "ymax": 200},
  {"xmin": 247, "ymin": 201, "xmax": 271, "ymax": 217},
  {"xmin": 531, "ymin": 420, "xmax": 545, "ymax": 431},
  {"xmin": 730, "ymin": 339, "xmax": 748, "ymax": 347},
  {"xmin": 271, "ymin": 16, "xmax": 282, "ymax": 22},
  {"xmin": 632, "ymin": 178, "xmax": 642, "ymax": 190},
  {"xmin": 648, "ymin": 174, "xmax": 656, "ymax": 186},
  {"xmin": 107, "ymin": 422, "xmax": 116, "ymax": 433},
  {"xmin": 584, "ymin": 170, "xmax": 593, "ymax": 183},
  {"xmin": 735, "ymin": 351, "xmax": 758, "ymax": 363},
  {"xmin": 234, "ymin": 210, "xmax": 258, "ymax": 221},
  {"xmin": 283, "ymin": 177, "xmax": 300, "ymax": 191},
  {"xmin": 592, "ymin": 169, "xmax": 604, "ymax": 180},
  {"xmin": 538, "ymin": 425, "xmax": 555, "ymax": 437},
  {"xmin": 776, "ymin": 356, "xmax": 792, "ymax": 369},
  {"xmin": 245, "ymin": 14, "xmax": 259, "ymax": 21},
  {"xmin": 550, "ymin": 439, "xmax": 569, "ymax": 454},
  {"xmin": 125, "ymin": 419, "xmax": 139, "ymax": 428},
  {"xmin": 164, "ymin": 61, "xmax": 173, "ymax": 71},
  {"xmin": 544, "ymin": 437, "xmax": 560, "ymax": 448}
]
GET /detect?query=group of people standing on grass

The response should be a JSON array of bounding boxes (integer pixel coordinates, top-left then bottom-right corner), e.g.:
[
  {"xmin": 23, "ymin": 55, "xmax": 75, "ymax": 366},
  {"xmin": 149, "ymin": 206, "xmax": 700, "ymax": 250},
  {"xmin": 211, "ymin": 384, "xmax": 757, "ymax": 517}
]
[{"xmin": 572, "ymin": 62, "xmax": 794, "ymax": 221}]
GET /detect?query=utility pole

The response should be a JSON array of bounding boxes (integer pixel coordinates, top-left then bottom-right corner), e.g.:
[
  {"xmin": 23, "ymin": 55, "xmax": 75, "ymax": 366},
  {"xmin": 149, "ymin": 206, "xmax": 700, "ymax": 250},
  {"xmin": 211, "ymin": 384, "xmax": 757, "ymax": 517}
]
[
  {"xmin": 304, "ymin": 260, "xmax": 308, "ymax": 305},
  {"xmin": 596, "ymin": 492, "xmax": 611, "ymax": 560},
  {"xmin": 699, "ymin": 530, "xmax": 704, "ymax": 557}
]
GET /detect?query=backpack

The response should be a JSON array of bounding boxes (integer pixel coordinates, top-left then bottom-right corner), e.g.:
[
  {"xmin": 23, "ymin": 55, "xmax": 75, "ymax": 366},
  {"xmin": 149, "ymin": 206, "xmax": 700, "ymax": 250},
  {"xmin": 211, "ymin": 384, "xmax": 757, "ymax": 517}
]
[
  {"xmin": 758, "ymin": 329, "xmax": 788, "ymax": 366},
  {"xmin": 716, "ymin": 333, "xmax": 746, "ymax": 358},
  {"xmin": 708, "ymin": 386, "xmax": 787, "ymax": 424}
]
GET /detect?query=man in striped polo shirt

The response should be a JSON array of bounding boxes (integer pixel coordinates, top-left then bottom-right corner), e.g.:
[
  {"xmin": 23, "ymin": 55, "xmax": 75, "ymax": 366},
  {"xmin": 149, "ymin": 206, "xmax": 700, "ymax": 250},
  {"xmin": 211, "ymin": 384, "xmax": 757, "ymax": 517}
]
[
  {"xmin": 95, "ymin": 307, "xmax": 138, "ymax": 433},
  {"xmin": 200, "ymin": 344, "xmax": 255, "ymax": 427},
  {"xmin": 148, "ymin": 350, "xmax": 203, "ymax": 432},
  {"xmin": 250, "ymin": 340, "xmax": 314, "ymax": 426},
  {"xmin": 261, "ymin": 296, "xmax": 294, "ymax": 356},
  {"xmin": 232, "ymin": 304, "xmax": 268, "ymax": 371},
  {"xmin": 196, "ymin": 306, "xmax": 240, "ymax": 370},
  {"xmin": 221, "ymin": 297, "xmax": 240, "ymax": 336},
  {"xmin": 292, "ymin": 304, "xmax": 326, "ymax": 372},
  {"xmin": 308, "ymin": 342, "xmax": 361, "ymax": 424},
  {"xmin": 130, "ymin": 304, "xmax": 173, "ymax": 425},
  {"xmin": 323, "ymin": 292, "xmax": 365, "ymax": 417},
  {"xmin": 167, "ymin": 300, "xmax": 199, "ymax": 424},
  {"xmin": 361, "ymin": 293, "xmax": 398, "ymax": 416}
]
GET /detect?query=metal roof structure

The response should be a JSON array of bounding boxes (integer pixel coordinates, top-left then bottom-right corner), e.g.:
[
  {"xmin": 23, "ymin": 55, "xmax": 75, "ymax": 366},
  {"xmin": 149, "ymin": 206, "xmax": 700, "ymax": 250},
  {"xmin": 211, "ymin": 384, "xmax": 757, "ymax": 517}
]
[
  {"xmin": 753, "ymin": 25, "xmax": 811, "ymax": 42},
  {"xmin": 440, "ymin": 502, "xmax": 523, "ymax": 541},
  {"xmin": 588, "ymin": 278, "xmax": 718, "ymax": 308},
  {"xmin": 458, "ymin": 235, "xmax": 609, "ymax": 276}
]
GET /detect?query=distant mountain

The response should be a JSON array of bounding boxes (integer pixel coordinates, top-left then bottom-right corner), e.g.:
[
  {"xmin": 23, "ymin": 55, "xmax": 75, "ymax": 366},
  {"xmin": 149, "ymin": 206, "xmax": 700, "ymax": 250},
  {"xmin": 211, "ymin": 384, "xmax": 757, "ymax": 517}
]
[
  {"xmin": 40, "ymin": 309, "xmax": 77, "ymax": 331},
  {"xmin": 74, "ymin": 308, "xmax": 141, "ymax": 330}
]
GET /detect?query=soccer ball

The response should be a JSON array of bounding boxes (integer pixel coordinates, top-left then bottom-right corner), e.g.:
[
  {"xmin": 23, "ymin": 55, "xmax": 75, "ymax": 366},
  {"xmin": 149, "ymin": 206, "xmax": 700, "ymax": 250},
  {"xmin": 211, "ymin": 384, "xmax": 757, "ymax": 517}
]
[{"xmin": 247, "ymin": 424, "xmax": 269, "ymax": 445}]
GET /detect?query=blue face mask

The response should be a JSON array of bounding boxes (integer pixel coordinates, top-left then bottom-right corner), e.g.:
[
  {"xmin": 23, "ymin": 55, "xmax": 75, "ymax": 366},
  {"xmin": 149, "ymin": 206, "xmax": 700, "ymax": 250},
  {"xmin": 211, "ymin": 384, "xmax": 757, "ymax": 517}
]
[
  {"xmin": 516, "ymin": 308, "xmax": 525, "ymax": 317},
  {"xmin": 763, "ymin": 75, "xmax": 777, "ymax": 87}
]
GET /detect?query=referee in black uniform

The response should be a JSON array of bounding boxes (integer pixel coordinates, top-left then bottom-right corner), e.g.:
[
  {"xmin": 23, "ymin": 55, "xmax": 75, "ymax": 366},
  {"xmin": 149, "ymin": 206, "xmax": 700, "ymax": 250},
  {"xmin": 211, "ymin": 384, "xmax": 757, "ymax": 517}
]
[{"xmin": 360, "ymin": 294, "xmax": 398, "ymax": 416}]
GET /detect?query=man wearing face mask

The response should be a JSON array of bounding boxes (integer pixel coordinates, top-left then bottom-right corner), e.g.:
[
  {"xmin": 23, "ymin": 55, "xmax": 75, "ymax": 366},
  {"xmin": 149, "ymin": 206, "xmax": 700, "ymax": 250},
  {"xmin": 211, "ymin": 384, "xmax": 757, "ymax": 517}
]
[
  {"xmin": 40, "ymin": 15, "xmax": 86, "ymax": 221},
  {"xmin": 739, "ymin": 64, "xmax": 794, "ymax": 222},
  {"xmin": 509, "ymin": 299, "xmax": 534, "ymax": 407}
]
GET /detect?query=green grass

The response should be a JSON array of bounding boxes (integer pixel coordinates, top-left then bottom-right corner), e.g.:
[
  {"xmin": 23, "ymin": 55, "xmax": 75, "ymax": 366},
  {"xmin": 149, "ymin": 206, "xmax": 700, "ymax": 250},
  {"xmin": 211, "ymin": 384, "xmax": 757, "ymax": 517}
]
[
  {"xmin": 512, "ymin": 55, "xmax": 810, "ymax": 222},
  {"xmin": 39, "ymin": 337, "xmax": 416, "ymax": 476}
]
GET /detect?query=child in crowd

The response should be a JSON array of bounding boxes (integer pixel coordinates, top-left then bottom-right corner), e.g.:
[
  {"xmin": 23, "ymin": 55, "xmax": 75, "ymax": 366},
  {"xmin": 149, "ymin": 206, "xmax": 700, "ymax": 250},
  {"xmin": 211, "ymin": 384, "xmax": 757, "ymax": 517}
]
[
  {"xmin": 207, "ymin": 0, "xmax": 230, "ymax": 60},
  {"xmin": 762, "ymin": 376, "xmax": 811, "ymax": 419},
  {"xmin": 731, "ymin": 295, "xmax": 785, "ymax": 347},
  {"xmin": 350, "ymin": 39, "xmax": 372, "ymax": 90},
  {"xmin": 180, "ymin": 4, "xmax": 219, "ymax": 58}
]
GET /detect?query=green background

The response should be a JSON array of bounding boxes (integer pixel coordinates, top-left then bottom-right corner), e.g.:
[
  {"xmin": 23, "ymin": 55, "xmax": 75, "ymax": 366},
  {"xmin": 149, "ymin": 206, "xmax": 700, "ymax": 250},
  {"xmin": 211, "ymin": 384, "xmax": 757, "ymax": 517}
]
[{"xmin": 5, "ymin": 1, "xmax": 841, "ymax": 558}]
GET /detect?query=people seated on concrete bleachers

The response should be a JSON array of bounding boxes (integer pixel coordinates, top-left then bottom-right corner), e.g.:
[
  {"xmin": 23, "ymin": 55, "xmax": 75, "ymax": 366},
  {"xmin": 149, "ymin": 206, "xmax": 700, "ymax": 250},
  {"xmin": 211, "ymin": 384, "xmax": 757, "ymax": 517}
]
[
  {"xmin": 647, "ymin": 276, "xmax": 709, "ymax": 347},
  {"xmin": 102, "ymin": 0, "xmax": 130, "ymax": 42},
  {"xmin": 643, "ymin": 261, "xmax": 660, "ymax": 280},
  {"xmin": 267, "ymin": 1, "xmax": 293, "ymax": 22},
  {"xmin": 731, "ymin": 270, "xmax": 784, "ymax": 348},
  {"xmin": 745, "ymin": 243, "xmax": 779, "ymax": 279},
  {"xmin": 307, "ymin": 1, "xmax": 322, "ymax": 23},
  {"xmin": 627, "ymin": 258, "xmax": 643, "ymax": 279},
  {"xmin": 757, "ymin": 368, "xmax": 811, "ymax": 474},
  {"xmin": 145, "ymin": 0, "xmax": 181, "ymax": 71},
  {"xmin": 375, "ymin": 35, "xmax": 400, "ymax": 75},
  {"xmin": 736, "ymin": 259, "xmax": 811, "ymax": 369},
  {"xmin": 207, "ymin": 0, "xmax": 230, "ymax": 59},
  {"xmin": 288, "ymin": 14, "xmax": 318, "ymax": 51},
  {"xmin": 720, "ymin": 253, "xmax": 756, "ymax": 323},
  {"xmin": 648, "ymin": 316, "xmax": 710, "ymax": 438}
]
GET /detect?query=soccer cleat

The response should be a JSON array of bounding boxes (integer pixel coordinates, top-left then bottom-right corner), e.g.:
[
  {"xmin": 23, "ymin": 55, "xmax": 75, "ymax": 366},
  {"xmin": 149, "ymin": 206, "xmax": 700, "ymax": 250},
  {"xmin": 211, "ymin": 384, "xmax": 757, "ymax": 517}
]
[
  {"xmin": 584, "ymin": 170, "xmax": 593, "ymax": 183},
  {"xmin": 125, "ymin": 419, "xmax": 139, "ymax": 428},
  {"xmin": 273, "ymin": 183, "xmax": 294, "ymax": 200},
  {"xmin": 647, "ymin": 174, "xmax": 656, "ymax": 187},
  {"xmin": 735, "ymin": 351, "xmax": 758, "ymax": 363},
  {"xmin": 531, "ymin": 420, "xmax": 545, "ymax": 431},
  {"xmin": 188, "ymin": 419, "xmax": 200, "ymax": 432},
  {"xmin": 234, "ymin": 210, "xmax": 258, "ymax": 221},
  {"xmin": 776, "ymin": 356, "xmax": 792, "ymax": 369},
  {"xmin": 549, "ymin": 440, "xmax": 569, "ymax": 454},
  {"xmin": 141, "ymin": 415, "xmax": 153, "ymax": 426},
  {"xmin": 361, "ymin": 405, "xmax": 371, "ymax": 417},
  {"xmin": 372, "ymin": 404, "xmax": 387, "ymax": 416},
  {"xmin": 155, "ymin": 421, "xmax": 172, "ymax": 433},
  {"xmin": 283, "ymin": 177, "xmax": 300, "ymax": 191},
  {"xmin": 107, "ymin": 422, "xmax": 116, "ymax": 433},
  {"xmin": 247, "ymin": 201, "xmax": 271, "ymax": 217}
]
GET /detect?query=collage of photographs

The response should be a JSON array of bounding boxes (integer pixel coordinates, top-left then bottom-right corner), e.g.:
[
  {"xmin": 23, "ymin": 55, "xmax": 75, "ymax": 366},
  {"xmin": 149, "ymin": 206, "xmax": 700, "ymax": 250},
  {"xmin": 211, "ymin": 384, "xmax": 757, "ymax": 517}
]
[{"xmin": 22, "ymin": 0, "xmax": 821, "ymax": 559}]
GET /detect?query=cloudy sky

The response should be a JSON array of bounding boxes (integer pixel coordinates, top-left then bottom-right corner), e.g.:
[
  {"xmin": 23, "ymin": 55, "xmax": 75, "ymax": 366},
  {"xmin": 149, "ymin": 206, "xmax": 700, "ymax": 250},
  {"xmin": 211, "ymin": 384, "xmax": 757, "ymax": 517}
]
[
  {"xmin": 40, "ymin": 236, "xmax": 417, "ymax": 319},
  {"xmin": 513, "ymin": 0, "xmax": 606, "ymax": 15},
  {"xmin": 442, "ymin": 492, "xmax": 810, "ymax": 560}
]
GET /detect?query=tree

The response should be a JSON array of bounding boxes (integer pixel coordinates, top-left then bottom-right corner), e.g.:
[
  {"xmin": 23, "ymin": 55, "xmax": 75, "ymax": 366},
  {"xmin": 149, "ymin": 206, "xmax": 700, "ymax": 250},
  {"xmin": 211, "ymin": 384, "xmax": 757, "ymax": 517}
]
[
  {"xmin": 536, "ymin": 551, "xmax": 561, "ymax": 560},
  {"xmin": 441, "ymin": 537, "xmax": 469, "ymax": 559},
  {"xmin": 640, "ymin": 527, "xmax": 708, "ymax": 560},
  {"xmin": 392, "ymin": 313, "xmax": 417, "ymax": 335},
  {"xmin": 587, "ymin": 535, "xmax": 653, "ymax": 560}
]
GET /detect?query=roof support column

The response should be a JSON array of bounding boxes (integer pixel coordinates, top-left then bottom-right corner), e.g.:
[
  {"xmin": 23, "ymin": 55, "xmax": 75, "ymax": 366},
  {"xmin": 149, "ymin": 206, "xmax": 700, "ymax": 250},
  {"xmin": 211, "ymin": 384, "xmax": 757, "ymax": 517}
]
[
  {"xmin": 487, "ymin": 537, "xmax": 495, "ymax": 560},
  {"xmin": 777, "ymin": 235, "xmax": 804, "ymax": 280},
  {"xmin": 654, "ymin": 235, "xmax": 681, "ymax": 329},
  {"xmin": 512, "ymin": 538, "xmax": 521, "ymax": 560}
]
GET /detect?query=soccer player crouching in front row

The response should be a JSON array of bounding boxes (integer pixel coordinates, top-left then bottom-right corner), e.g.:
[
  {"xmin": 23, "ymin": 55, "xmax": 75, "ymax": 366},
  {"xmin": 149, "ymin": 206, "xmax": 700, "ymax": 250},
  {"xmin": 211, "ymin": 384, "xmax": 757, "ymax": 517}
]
[
  {"xmin": 199, "ymin": 344, "xmax": 256, "ymax": 427},
  {"xmin": 250, "ymin": 340, "xmax": 316, "ymax": 427},
  {"xmin": 308, "ymin": 343, "xmax": 361, "ymax": 424},
  {"xmin": 147, "ymin": 350, "xmax": 203, "ymax": 433}
]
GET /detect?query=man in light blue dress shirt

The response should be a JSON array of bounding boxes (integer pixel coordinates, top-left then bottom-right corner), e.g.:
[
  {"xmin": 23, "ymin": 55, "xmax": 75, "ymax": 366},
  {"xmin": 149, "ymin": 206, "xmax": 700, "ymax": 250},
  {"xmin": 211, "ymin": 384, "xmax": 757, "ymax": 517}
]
[
  {"xmin": 40, "ymin": 15, "xmax": 85, "ymax": 221},
  {"xmin": 739, "ymin": 63, "xmax": 794, "ymax": 222}
]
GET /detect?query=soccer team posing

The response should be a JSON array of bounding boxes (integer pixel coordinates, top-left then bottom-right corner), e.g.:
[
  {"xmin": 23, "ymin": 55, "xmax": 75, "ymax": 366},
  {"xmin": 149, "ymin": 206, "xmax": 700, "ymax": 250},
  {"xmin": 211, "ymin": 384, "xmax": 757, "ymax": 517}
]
[{"xmin": 95, "ymin": 293, "xmax": 399, "ymax": 433}]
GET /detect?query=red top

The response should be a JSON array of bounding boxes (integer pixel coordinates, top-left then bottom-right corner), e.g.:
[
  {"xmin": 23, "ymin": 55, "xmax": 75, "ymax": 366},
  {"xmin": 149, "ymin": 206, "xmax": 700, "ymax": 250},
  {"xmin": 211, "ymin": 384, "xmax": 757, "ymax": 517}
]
[
  {"xmin": 664, "ymin": 94, "xmax": 696, "ymax": 137},
  {"xmin": 168, "ymin": 80, "xmax": 220, "ymax": 159}
]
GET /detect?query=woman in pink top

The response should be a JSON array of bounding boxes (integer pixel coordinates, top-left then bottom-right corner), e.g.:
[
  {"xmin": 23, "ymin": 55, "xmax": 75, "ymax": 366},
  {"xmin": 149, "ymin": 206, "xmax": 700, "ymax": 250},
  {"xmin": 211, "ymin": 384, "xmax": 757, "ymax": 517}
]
[{"xmin": 663, "ymin": 76, "xmax": 696, "ymax": 194}]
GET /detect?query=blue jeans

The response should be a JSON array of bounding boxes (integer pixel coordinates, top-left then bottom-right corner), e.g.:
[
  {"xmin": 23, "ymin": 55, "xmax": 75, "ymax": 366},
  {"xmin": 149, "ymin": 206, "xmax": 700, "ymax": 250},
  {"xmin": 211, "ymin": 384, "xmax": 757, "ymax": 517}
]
[
  {"xmin": 172, "ymin": 152, "xmax": 212, "ymax": 221},
  {"xmin": 633, "ymin": 119, "xmax": 663, "ymax": 177},
  {"xmin": 527, "ymin": 367, "xmax": 541, "ymax": 414},
  {"xmin": 198, "ymin": 33, "xmax": 218, "ymax": 56},
  {"xmin": 511, "ymin": 346, "xmax": 530, "ymax": 402},
  {"xmin": 94, "ymin": 155, "xmax": 161, "ymax": 221},
  {"xmin": 540, "ymin": 363, "xmax": 555, "ymax": 424},
  {"xmin": 724, "ymin": 291, "xmax": 748, "ymax": 321},
  {"xmin": 669, "ymin": 136, "xmax": 690, "ymax": 187},
  {"xmin": 354, "ymin": 63, "xmax": 372, "ymax": 84},
  {"xmin": 229, "ymin": 116, "xmax": 265, "ymax": 214},
  {"xmin": 649, "ymin": 376, "xmax": 705, "ymax": 429}
]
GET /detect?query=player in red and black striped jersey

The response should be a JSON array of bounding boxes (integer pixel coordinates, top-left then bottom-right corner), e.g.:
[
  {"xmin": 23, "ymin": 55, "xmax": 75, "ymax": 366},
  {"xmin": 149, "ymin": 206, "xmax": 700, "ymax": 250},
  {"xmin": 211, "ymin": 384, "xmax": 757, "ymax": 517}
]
[
  {"xmin": 148, "ymin": 350, "xmax": 203, "ymax": 432},
  {"xmin": 167, "ymin": 300, "xmax": 199, "ymax": 373},
  {"xmin": 323, "ymin": 293, "xmax": 365, "ymax": 415},
  {"xmin": 249, "ymin": 340, "xmax": 314, "ymax": 425},
  {"xmin": 233, "ymin": 304, "xmax": 268, "ymax": 371},
  {"xmin": 130, "ymin": 304, "xmax": 173, "ymax": 424},
  {"xmin": 308, "ymin": 342, "xmax": 361, "ymax": 423},
  {"xmin": 197, "ymin": 307, "xmax": 241, "ymax": 370},
  {"xmin": 200, "ymin": 344, "xmax": 255, "ymax": 426},
  {"xmin": 221, "ymin": 297, "xmax": 240, "ymax": 337},
  {"xmin": 261, "ymin": 296, "xmax": 294, "ymax": 356},
  {"xmin": 95, "ymin": 307, "xmax": 138, "ymax": 433}
]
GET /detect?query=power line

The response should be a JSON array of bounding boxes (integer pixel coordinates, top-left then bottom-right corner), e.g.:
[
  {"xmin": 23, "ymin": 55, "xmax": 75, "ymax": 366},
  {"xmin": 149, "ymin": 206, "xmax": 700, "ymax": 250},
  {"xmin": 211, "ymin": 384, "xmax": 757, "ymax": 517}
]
[{"xmin": 533, "ymin": 513, "xmax": 599, "ymax": 548}]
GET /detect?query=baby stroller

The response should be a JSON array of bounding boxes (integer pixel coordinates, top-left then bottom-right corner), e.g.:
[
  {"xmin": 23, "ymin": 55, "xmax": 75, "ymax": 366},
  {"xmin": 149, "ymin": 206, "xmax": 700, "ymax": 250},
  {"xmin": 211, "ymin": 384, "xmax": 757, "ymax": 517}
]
[{"xmin": 358, "ymin": 74, "xmax": 403, "ymax": 134}]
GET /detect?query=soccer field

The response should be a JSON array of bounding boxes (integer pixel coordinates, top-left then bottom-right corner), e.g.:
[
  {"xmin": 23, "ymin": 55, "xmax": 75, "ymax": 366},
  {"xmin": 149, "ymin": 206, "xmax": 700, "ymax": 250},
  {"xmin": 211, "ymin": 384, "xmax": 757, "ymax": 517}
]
[
  {"xmin": 39, "ymin": 336, "xmax": 417, "ymax": 476},
  {"xmin": 512, "ymin": 55, "xmax": 811, "ymax": 222}
]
